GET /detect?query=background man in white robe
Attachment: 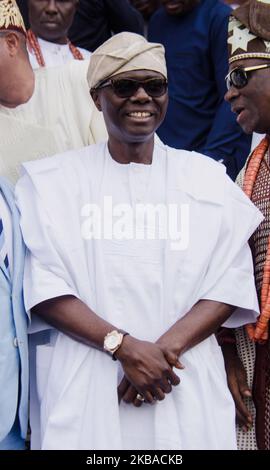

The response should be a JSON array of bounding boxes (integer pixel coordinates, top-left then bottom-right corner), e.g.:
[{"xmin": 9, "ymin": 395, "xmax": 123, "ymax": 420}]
[
  {"xmin": 0, "ymin": 0, "xmax": 107, "ymax": 184},
  {"xmin": 16, "ymin": 32, "xmax": 263, "ymax": 450},
  {"xmin": 0, "ymin": 0, "xmax": 106, "ymax": 449},
  {"xmin": 26, "ymin": 0, "xmax": 90, "ymax": 69}
]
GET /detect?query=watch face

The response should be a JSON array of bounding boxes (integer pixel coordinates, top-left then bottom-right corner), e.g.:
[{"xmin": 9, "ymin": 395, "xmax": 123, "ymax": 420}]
[{"xmin": 106, "ymin": 334, "xmax": 119, "ymax": 349}]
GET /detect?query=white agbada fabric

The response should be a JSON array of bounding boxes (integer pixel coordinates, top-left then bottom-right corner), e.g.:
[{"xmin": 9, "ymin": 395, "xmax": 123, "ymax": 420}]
[
  {"xmin": 16, "ymin": 139, "xmax": 263, "ymax": 450},
  {"xmin": 0, "ymin": 114, "xmax": 59, "ymax": 184},
  {"xmin": 0, "ymin": 60, "xmax": 107, "ymax": 182},
  {"xmin": 28, "ymin": 37, "xmax": 91, "ymax": 69},
  {"xmin": 251, "ymin": 132, "xmax": 265, "ymax": 152}
]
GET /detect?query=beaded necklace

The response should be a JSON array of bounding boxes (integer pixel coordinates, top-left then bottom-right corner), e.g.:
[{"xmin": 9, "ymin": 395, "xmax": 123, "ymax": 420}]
[
  {"xmin": 243, "ymin": 135, "xmax": 270, "ymax": 342},
  {"xmin": 27, "ymin": 29, "xmax": 84, "ymax": 67}
]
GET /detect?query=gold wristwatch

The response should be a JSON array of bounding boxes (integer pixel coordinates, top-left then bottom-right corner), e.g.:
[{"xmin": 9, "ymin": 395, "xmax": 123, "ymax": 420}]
[{"xmin": 103, "ymin": 330, "xmax": 129, "ymax": 360}]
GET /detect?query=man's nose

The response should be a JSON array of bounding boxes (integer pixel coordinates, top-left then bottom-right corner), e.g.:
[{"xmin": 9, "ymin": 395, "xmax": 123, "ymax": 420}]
[
  {"xmin": 130, "ymin": 86, "xmax": 151, "ymax": 102},
  {"xmin": 45, "ymin": 0, "xmax": 58, "ymax": 14},
  {"xmin": 224, "ymin": 85, "xmax": 240, "ymax": 103}
]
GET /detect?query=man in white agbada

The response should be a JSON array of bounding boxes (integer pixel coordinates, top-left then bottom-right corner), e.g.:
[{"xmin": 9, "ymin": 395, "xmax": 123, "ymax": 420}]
[
  {"xmin": 16, "ymin": 32, "xmax": 263, "ymax": 450},
  {"xmin": 27, "ymin": 0, "xmax": 90, "ymax": 69},
  {"xmin": 0, "ymin": 0, "xmax": 106, "ymax": 184}
]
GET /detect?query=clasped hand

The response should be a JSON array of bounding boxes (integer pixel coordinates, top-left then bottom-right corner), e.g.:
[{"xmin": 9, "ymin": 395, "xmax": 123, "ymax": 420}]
[{"xmin": 115, "ymin": 335, "xmax": 184, "ymax": 407}]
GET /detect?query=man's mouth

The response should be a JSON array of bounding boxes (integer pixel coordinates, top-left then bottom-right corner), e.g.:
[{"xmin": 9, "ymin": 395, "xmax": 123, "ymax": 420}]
[
  {"xmin": 164, "ymin": 1, "xmax": 184, "ymax": 13},
  {"xmin": 42, "ymin": 20, "xmax": 59, "ymax": 26},
  {"xmin": 232, "ymin": 106, "xmax": 246, "ymax": 123},
  {"xmin": 232, "ymin": 104, "xmax": 244, "ymax": 115},
  {"xmin": 126, "ymin": 111, "xmax": 153, "ymax": 119}
]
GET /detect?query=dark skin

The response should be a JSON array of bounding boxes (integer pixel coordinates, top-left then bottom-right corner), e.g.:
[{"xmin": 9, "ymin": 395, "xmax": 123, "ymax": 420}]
[
  {"xmin": 28, "ymin": 0, "xmax": 79, "ymax": 44},
  {"xmin": 161, "ymin": 0, "xmax": 200, "ymax": 16},
  {"xmin": 32, "ymin": 295, "xmax": 181, "ymax": 404},
  {"xmin": 225, "ymin": 58, "xmax": 270, "ymax": 135},
  {"xmin": 118, "ymin": 300, "xmax": 235, "ymax": 406},
  {"xmin": 224, "ymin": 57, "xmax": 270, "ymax": 430},
  {"xmin": 90, "ymin": 70, "xmax": 169, "ymax": 165},
  {"xmin": 33, "ymin": 68, "xmax": 235, "ymax": 407},
  {"xmin": 130, "ymin": 0, "xmax": 161, "ymax": 20},
  {"xmin": 33, "ymin": 296, "xmax": 234, "ymax": 407},
  {"xmin": 222, "ymin": 343, "xmax": 252, "ymax": 431}
]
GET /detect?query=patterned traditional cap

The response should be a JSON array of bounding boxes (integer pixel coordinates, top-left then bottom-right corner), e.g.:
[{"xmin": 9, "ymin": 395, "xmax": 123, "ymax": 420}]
[
  {"xmin": 228, "ymin": 0, "xmax": 270, "ymax": 64},
  {"xmin": 87, "ymin": 32, "xmax": 167, "ymax": 90},
  {"xmin": 0, "ymin": 0, "xmax": 26, "ymax": 36}
]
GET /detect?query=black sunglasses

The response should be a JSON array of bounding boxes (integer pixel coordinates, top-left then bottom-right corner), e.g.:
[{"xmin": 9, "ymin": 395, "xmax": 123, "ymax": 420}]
[
  {"xmin": 226, "ymin": 64, "xmax": 270, "ymax": 90},
  {"xmin": 95, "ymin": 77, "xmax": 168, "ymax": 98}
]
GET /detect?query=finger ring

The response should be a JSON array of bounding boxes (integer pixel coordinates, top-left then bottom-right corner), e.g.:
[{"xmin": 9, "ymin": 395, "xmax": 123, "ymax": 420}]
[{"xmin": 136, "ymin": 393, "xmax": 144, "ymax": 402}]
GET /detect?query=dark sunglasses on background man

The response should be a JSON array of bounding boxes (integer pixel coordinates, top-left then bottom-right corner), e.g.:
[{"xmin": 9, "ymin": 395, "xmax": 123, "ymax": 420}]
[
  {"xmin": 225, "ymin": 63, "xmax": 270, "ymax": 90},
  {"xmin": 94, "ymin": 77, "xmax": 168, "ymax": 98}
]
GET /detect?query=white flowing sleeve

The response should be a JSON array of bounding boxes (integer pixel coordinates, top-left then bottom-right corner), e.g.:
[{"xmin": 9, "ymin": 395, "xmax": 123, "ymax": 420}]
[
  {"xmin": 198, "ymin": 177, "xmax": 263, "ymax": 328},
  {"xmin": 15, "ymin": 173, "xmax": 79, "ymax": 315},
  {"xmin": 65, "ymin": 60, "xmax": 107, "ymax": 146}
]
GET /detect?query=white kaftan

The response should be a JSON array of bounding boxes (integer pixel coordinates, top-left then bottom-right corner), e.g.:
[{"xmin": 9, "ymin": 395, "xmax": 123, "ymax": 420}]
[
  {"xmin": 16, "ymin": 140, "xmax": 263, "ymax": 450},
  {"xmin": 28, "ymin": 37, "xmax": 91, "ymax": 69},
  {"xmin": 0, "ymin": 60, "xmax": 107, "ymax": 183}
]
